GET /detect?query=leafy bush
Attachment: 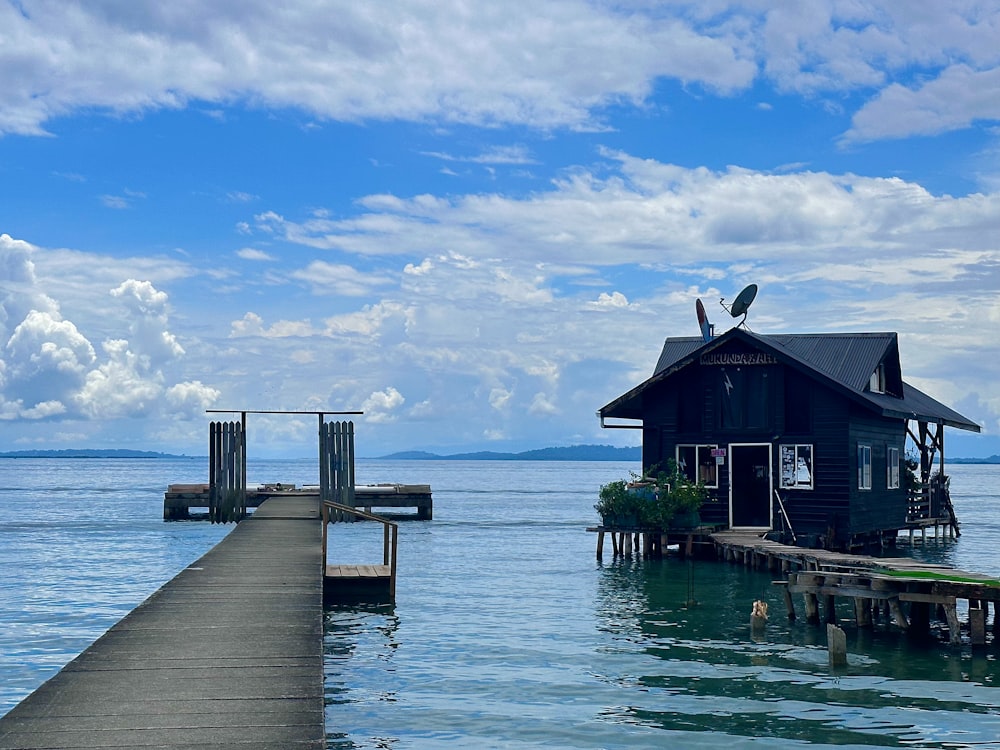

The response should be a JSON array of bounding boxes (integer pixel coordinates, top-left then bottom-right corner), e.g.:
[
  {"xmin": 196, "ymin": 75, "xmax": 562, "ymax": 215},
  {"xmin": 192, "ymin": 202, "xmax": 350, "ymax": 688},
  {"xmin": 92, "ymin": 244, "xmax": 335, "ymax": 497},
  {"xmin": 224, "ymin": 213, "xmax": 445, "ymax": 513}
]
[{"xmin": 595, "ymin": 461, "xmax": 708, "ymax": 529}]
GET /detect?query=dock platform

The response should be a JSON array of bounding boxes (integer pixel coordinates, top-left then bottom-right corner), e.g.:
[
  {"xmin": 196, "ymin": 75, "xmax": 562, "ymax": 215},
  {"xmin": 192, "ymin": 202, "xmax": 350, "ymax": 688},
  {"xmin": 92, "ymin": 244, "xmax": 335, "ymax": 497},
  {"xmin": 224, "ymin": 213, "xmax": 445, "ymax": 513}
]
[
  {"xmin": 165, "ymin": 483, "xmax": 432, "ymax": 521},
  {"xmin": 712, "ymin": 530, "xmax": 1000, "ymax": 645},
  {"xmin": 0, "ymin": 495, "xmax": 325, "ymax": 749}
]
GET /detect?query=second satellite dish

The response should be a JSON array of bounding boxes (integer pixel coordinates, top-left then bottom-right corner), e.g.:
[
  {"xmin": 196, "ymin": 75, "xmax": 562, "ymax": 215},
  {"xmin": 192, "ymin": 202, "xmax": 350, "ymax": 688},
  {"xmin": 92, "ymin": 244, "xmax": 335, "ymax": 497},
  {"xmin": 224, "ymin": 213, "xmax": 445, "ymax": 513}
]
[
  {"xmin": 720, "ymin": 283, "xmax": 758, "ymax": 329},
  {"xmin": 730, "ymin": 283, "xmax": 757, "ymax": 318}
]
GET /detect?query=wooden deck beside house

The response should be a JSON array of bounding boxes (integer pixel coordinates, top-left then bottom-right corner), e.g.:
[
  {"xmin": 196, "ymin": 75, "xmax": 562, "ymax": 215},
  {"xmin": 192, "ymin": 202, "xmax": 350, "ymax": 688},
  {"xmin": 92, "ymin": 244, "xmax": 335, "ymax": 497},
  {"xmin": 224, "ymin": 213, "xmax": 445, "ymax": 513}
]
[{"xmin": 713, "ymin": 529, "xmax": 1000, "ymax": 646}]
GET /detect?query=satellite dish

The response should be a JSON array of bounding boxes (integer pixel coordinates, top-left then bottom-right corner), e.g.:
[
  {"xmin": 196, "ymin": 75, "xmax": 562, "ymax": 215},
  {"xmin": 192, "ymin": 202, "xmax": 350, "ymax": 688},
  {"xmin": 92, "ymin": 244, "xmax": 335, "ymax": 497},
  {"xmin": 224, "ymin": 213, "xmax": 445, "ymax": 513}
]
[
  {"xmin": 730, "ymin": 284, "xmax": 758, "ymax": 318},
  {"xmin": 695, "ymin": 298, "xmax": 712, "ymax": 342},
  {"xmin": 719, "ymin": 283, "xmax": 758, "ymax": 329}
]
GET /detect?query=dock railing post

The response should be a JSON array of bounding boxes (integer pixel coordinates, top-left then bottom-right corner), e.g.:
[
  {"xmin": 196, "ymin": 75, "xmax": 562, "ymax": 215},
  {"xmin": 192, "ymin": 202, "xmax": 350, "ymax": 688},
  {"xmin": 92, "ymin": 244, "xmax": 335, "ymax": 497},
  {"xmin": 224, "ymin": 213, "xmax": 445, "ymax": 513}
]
[
  {"xmin": 322, "ymin": 501, "xmax": 329, "ymax": 569},
  {"xmin": 390, "ymin": 524, "xmax": 398, "ymax": 602}
]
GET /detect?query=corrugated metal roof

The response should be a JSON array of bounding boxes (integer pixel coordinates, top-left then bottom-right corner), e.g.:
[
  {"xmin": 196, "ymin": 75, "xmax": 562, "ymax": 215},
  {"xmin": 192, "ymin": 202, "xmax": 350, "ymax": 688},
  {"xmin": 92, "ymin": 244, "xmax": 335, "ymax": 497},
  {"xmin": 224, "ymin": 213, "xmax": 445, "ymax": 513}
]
[
  {"xmin": 603, "ymin": 328, "xmax": 980, "ymax": 432},
  {"xmin": 765, "ymin": 333, "xmax": 894, "ymax": 392},
  {"xmin": 652, "ymin": 337, "xmax": 704, "ymax": 375}
]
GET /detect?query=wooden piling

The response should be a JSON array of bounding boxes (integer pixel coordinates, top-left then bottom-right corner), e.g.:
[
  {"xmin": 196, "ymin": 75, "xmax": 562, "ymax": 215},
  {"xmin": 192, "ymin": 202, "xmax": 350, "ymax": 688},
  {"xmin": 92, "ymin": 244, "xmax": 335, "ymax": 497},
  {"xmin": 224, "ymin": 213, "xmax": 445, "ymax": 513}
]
[
  {"xmin": 827, "ymin": 624, "xmax": 848, "ymax": 667},
  {"xmin": 971, "ymin": 605, "xmax": 987, "ymax": 646}
]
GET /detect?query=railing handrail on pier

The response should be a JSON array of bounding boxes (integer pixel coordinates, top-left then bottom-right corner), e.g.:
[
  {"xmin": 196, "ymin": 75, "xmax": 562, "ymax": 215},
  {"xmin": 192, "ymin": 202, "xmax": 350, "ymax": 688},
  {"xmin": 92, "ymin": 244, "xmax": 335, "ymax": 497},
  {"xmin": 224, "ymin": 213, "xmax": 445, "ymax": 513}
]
[{"xmin": 321, "ymin": 500, "xmax": 398, "ymax": 601}]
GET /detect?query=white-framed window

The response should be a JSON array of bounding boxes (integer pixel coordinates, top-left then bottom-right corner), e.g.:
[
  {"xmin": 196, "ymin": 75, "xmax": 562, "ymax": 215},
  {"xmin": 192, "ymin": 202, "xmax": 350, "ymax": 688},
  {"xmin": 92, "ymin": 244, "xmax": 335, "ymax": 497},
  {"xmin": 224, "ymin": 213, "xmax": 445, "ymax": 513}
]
[
  {"xmin": 676, "ymin": 444, "xmax": 719, "ymax": 488},
  {"xmin": 858, "ymin": 445, "xmax": 872, "ymax": 490},
  {"xmin": 869, "ymin": 363, "xmax": 886, "ymax": 393},
  {"xmin": 780, "ymin": 444, "xmax": 813, "ymax": 489},
  {"xmin": 887, "ymin": 446, "xmax": 900, "ymax": 489}
]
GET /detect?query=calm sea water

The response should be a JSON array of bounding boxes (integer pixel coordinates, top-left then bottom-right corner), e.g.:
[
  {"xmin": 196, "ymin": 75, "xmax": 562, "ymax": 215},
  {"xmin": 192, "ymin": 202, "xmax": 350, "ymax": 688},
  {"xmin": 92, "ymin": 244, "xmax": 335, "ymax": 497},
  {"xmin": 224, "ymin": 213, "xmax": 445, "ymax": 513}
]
[{"xmin": 3, "ymin": 458, "xmax": 1000, "ymax": 748}]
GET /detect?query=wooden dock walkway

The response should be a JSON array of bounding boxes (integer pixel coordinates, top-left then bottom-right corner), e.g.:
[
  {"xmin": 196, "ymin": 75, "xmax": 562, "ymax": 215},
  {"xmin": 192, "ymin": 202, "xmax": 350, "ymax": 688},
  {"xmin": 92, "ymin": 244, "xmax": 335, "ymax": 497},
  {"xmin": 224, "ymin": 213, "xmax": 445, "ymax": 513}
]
[
  {"xmin": 712, "ymin": 530, "xmax": 1000, "ymax": 645},
  {"xmin": 0, "ymin": 495, "xmax": 325, "ymax": 750}
]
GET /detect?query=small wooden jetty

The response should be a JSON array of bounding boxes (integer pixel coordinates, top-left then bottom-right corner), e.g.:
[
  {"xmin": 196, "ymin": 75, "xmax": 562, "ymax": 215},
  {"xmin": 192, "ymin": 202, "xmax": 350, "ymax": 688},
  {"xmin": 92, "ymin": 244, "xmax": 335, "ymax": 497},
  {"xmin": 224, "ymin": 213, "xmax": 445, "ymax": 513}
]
[
  {"xmin": 589, "ymin": 523, "xmax": 1000, "ymax": 646},
  {"xmin": 713, "ymin": 530, "xmax": 1000, "ymax": 646},
  {"xmin": 164, "ymin": 482, "xmax": 432, "ymax": 521}
]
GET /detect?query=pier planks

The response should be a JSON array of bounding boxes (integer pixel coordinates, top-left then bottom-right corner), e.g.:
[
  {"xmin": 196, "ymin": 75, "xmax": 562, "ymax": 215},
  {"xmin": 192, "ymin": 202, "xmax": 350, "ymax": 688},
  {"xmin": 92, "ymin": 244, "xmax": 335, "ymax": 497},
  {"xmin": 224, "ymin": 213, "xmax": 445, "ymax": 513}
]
[{"xmin": 0, "ymin": 495, "xmax": 325, "ymax": 749}]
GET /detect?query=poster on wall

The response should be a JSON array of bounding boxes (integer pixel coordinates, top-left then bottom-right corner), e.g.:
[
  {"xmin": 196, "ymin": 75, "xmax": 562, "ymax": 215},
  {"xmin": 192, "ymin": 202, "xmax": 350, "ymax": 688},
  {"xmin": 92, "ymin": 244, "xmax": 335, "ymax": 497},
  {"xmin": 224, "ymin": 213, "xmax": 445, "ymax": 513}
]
[{"xmin": 780, "ymin": 444, "xmax": 813, "ymax": 489}]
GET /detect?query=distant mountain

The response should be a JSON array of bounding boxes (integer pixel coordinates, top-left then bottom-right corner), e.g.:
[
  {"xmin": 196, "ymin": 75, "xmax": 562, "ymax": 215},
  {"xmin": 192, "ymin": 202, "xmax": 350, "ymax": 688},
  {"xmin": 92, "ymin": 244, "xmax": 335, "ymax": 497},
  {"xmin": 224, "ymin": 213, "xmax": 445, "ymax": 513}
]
[
  {"xmin": 950, "ymin": 455, "xmax": 1000, "ymax": 464},
  {"xmin": 376, "ymin": 444, "xmax": 641, "ymax": 461},
  {"xmin": 0, "ymin": 449, "xmax": 195, "ymax": 459}
]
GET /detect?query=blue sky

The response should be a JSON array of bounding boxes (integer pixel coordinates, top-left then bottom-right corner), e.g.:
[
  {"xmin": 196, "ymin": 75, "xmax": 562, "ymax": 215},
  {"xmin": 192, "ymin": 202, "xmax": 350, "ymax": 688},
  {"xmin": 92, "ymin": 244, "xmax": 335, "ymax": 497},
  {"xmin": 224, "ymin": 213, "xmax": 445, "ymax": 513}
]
[{"xmin": 2, "ymin": 1, "xmax": 1000, "ymax": 458}]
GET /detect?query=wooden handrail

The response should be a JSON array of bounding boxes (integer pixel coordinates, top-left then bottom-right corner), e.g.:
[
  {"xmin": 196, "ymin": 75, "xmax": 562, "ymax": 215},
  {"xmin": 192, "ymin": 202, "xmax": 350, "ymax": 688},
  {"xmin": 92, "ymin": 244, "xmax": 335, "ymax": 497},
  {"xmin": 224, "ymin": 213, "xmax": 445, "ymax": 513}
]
[{"xmin": 321, "ymin": 500, "xmax": 398, "ymax": 601}]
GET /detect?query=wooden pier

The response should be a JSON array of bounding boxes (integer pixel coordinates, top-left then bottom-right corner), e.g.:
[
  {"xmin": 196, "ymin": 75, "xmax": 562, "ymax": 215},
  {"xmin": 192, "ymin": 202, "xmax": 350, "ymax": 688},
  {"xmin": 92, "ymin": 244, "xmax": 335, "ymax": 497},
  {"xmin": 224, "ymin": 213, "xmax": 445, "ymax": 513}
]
[
  {"xmin": 0, "ymin": 494, "xmax": 325, "ymax": 749},
  {"xmin": 589, "ymin": 523, "xmax": 1000, "ymax": 646},
  {"xmin": 165, "ymin": 482, "xmax": 432, "ymax": 521},
  {"xmin": 713, "ymin": 530, "xmax": 1000, "ymax": 646},
  {"xmin": 0, "ymin": 490, "xmax": 406, "ymax": 748}
]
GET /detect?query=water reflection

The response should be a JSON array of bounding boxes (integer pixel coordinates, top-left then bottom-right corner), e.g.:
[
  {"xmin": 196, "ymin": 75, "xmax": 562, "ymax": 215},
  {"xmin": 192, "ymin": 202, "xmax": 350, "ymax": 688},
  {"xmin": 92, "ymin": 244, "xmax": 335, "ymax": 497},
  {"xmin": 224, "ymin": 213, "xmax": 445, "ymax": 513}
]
[
  {"xmin": 325, "ymin": 605, "xmax": 401, "ymax": 750},
  {"xmin": 594, "ymin": 554, "xmax": 1000, "ymax": 746}
]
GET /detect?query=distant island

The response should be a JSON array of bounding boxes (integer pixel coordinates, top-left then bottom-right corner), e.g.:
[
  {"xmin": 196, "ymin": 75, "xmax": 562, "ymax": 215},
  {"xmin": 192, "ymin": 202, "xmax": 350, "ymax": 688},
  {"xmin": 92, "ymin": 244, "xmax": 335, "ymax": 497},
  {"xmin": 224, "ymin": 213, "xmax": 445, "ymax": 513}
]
[
  {"xmin": 376, "ymin": 444, "xmax": 642, "ymax": 461},
  {"xmin": 3, "ymin": 445, "xmax": 997, "ymax": 463},
  {"xmin": 0, "ymin": 449, "xmax": 195, "ymax": 459}
]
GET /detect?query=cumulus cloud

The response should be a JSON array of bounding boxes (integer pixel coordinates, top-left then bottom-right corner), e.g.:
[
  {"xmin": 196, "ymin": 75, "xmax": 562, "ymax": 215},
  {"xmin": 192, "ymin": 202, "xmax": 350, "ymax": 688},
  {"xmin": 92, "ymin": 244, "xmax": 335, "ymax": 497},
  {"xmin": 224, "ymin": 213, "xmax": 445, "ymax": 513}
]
[
  {"xmin": 165, "ymin": 380, "xmax": 222, "ymax": 418},
  {"xmin": 362, "ymin": 386, "xmax": 405, "ymax": 423},
  {"xmin": 4, "ymin": 310, "xmax": 96, "ymax": 412},
  {"xmin": 111, "ymin": 279, "xmax": 185, "ymax": 364},
  {"xmin": 1, "ymin": 239, "xmax": 219, "ymax": 425}
]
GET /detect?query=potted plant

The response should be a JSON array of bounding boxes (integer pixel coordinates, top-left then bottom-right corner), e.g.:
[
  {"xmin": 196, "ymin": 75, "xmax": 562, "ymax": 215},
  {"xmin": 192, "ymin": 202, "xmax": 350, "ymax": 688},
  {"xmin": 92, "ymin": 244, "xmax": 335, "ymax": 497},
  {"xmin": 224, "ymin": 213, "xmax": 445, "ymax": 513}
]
[
  {"xmin": 595, "ymin": 477, "xmax": 649, "ymax": 527},
  {"xmin": 645, "ymin": 460, "xmax": 708, "ymax": 530}
]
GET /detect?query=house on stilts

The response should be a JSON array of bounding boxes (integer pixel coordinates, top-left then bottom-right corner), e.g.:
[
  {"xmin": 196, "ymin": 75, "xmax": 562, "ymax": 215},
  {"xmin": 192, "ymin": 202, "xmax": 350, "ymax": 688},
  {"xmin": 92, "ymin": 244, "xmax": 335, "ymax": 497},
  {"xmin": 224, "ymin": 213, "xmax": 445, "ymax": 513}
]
[{"xmin": 598, "ymin": 322, "xmax": 981, "ymax": 552}]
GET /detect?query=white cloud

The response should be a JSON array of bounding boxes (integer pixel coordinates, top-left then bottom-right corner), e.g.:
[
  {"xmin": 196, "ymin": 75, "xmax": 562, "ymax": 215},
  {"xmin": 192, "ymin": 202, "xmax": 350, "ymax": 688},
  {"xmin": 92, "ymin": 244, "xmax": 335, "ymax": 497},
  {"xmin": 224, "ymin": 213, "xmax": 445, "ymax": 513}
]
[
  {"xmin": 489, "ymin": 387, "xmax": 513, "ymax": 411},
  {"xmin": 165, "ymin": 380, "xmax": 221, "ymax": 418},
  {"xmin": 528, "ymin": 392, "xmax": 559, "ymax": 416},
  {"xmin": 110, "ymin": 279, "xmax": 185, "ymax": 363},
  {"xmin": 236, "ymin": 247, "xmax": 275, "ymax": 261},
  {"xmin": 4, "ymin": 310, "xmax": 96, "ymax": 411},
  {"xmin": 0, "ymin": 0, "xmax": 759, "ymax": 137},
  {"xmin": 1, "ymin": 240, "xmax": 222, "ymax": 428},
  {"xmin": 230, "ymin": 311, "xmax": 317, "ymax": 339},
  {"xmin": 4, "ymin": 2, "xmax": 999, "ymax": 143},
  {"xmin": 362, "ymin": 386, "xmax": 405, "ymax": 423},
  {"xmin": 263, "ymin": 154, "xmax": 1000, "ymax": 268},
  {"xmin": 75, "ymin": 339, "xmax": 163, "ymax": 419},
  {"xmin": 289, "ymin": 261, "xmax": 395, "ymax": 296},
  {"xmin": 846, "ymin": 65, "xmax": 1000, "ymax": 142},
  {"xmin": 590, "ymin": 291, "xmax": 631, "ymax": 309}
]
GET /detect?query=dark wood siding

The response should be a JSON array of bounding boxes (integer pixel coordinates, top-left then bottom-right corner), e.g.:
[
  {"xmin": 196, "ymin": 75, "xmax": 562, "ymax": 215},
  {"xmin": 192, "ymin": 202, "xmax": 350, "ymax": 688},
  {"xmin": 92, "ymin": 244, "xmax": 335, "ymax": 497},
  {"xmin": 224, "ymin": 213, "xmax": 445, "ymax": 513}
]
[
  {"xmin": 780, "ymin": 378, "xmax": 851, "ymax": 539},
  {"xmin": 847, "ymin": 408, "xmax": 907, "ymax": 536},
  {"xmin": 633, "ymin": 346, "xmax": 909, "ymax": 546}
]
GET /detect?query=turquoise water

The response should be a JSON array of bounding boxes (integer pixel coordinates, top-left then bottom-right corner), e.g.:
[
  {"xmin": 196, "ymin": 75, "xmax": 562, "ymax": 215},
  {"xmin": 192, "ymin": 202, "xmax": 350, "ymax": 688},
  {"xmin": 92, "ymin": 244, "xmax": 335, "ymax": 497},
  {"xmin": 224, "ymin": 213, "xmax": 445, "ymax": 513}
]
[{"xmin": 3, "ymin": 458, "xmax": 1000, "ymax": 747}]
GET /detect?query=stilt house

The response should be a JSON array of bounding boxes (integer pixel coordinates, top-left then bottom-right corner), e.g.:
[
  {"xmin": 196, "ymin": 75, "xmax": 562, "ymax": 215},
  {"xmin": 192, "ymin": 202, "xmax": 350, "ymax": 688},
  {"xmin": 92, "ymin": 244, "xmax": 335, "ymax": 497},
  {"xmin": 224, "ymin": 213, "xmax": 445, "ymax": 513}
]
[{"xmin": 598, "ymin": 327, "xmax": 981, "ymax": 550}]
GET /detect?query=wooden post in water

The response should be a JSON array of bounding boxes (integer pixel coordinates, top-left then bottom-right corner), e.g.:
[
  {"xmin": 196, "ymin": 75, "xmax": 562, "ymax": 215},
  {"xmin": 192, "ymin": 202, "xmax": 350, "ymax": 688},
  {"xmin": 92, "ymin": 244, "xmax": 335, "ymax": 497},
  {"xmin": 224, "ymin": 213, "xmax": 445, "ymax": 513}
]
[{"xmin": 827, "ymin": 624, "xmax": 847, "ymax": 667}]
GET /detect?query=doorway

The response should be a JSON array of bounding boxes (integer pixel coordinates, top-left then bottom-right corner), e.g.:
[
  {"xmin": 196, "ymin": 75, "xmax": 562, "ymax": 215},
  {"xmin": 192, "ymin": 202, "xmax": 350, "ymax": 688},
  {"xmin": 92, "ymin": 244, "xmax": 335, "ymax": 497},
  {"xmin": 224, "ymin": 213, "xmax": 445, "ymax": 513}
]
[{"xmin": 729, "ymin": 443, "xmax": 772, "ymax": 528}]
